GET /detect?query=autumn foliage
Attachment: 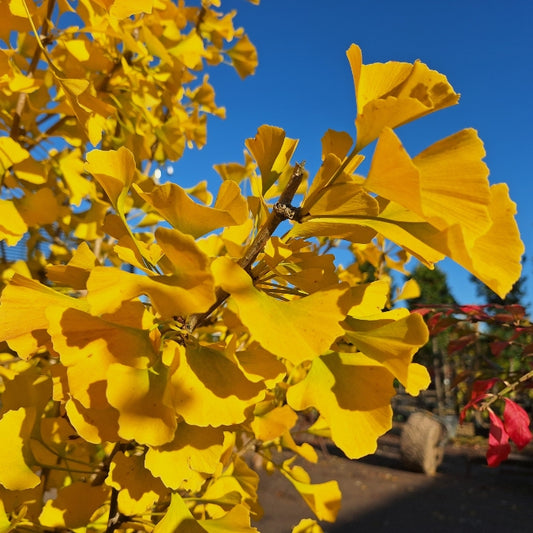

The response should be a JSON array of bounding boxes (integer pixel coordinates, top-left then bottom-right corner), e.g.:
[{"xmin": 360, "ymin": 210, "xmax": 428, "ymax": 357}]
[{"xmin": 0, "ymin": 0, "xmax": 526, "ymax": 532}]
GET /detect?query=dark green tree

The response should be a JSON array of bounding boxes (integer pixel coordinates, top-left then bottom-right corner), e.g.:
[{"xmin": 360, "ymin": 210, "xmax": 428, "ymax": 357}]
[{"xmin": 408, "ymin": 262, "xmax": 457, "ymax": 310}]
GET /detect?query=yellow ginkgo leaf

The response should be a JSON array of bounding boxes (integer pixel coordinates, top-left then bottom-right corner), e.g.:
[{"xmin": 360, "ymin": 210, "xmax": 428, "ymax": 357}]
[
  {"xmin": 251, "ymin": 404, "xmax": 298, "ymax": 442},
  {"xmin": 321, "ymin": 129, "xmax": 353, "ymax": 161},
  {"xmin": 15, "ymin": 187, "xmax": 61, "ymax": 226},
  {"xmin": 342, "ymin": 309, "xmax": 429, "ymax": 388},
  {"xmin": 168, "ymin": 31, "xmax": 205, "ymax": 70},
  {"xmin": 0, "ymin": 198, "xmax": 27, "ymax": 246},
  {"xmin": 86, "ymin": 266, "xmax": 216, "ymax": 318},
  {"xmin": 280, "ymin": 431, "xmax": 318, "ymax": 464},
  {"xmin": 152, "ymin": 492, "xmax": 205, "ymax": 533},
  {"xmin": 65, "ymin": 397, "xmax": 120, "ymax": 444},
  {"xmin": 245, "ymin": 125, "xmax": 299, "ymax": 195},
  {"xmin": 155, "ymin": 226, "xmax": 212, "ymax": 280},
  {"xmin": 447, "ymin": 183, "xmax": 524, "ymax": 299},
  {"xmin": 59, "ymin": 148, "xmax": 95, "ymax": 206},
  {"xmin": 39, "ymin": 482, "xmax": 109, "ymax": 529},
  {"xmin": 292, "ymin": 518, "xmax": 324, "ymax": 533},
  {"xmin": 109, "ymin": 0, "xmax": 153, "ymax": 19},
  {"xmin": 154, "ymin": 493, "xmax": 257, "ymax": 533},
  {"xmin": 394, "ymin": 278, "xmax": 421, "ymax": 302},
  {"xmin": 134, "ymin": 180, "xmax": 248, "ymax": 238},
  {"xmin": 280, "ymin": 461, "xmax": 341, "ymax": 523},
  {"xmin": 167, "ymin": 342, "xmax": 265, "ymax": 427},
  {"xmin": 234, "ymin": 342, "xmax": 287, "ymax": 387},
  {"xmin": 85, "ymin": 147, "xmax": 136, "ymax": 212},
  {"xmin": 347, "ymin": 44, "xmax": 459, "ymax": 150},
  {"xmin": 0, "ymin": 274, "xmax": 87, "ymax": 358},
  {"xmin": 227, "ymin": 34, "xmax": 258, "ymax": 79},
  {"xmin": 404, "ymin": 362, "xmax": 432, "ymax": 396},
  {"xmin": 287, "ymin": 352, "xmax": 396, "ymax": 459},
  {"xmin": 212, "ymin": 257, "xmax": 348, "ymax": 365},
  {"xmin": 106, "ymin": 362, "xmax": 177, "ymax": 446},
  {"xmin": 45, "ymin": 306, "xmax": 155, "ymax": 369},
  {"xmin": 0, "ymin": 136, "xmax": 29, "ymax": 173},
  {"xmin": 0, "ymin": 408, "xmax": 40, "ymax": 491},
  {"xmin": 46, "ymin": 241, "xmax": 99, "ymax": 289},
  {"xmin": 145, "ymin": 423, "xmax": 224, "ymax": 492},
  {"xmin": 106, "ymin": 452, "xmax": 166, "ymax": 517},
  {"xmin": 201, "ymin": 455, "xmax": 262, "ymax": 520}
]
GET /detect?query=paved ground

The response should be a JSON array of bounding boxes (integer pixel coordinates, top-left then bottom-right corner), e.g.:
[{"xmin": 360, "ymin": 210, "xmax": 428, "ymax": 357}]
[{"xmin": 253, "ymin": 431, "xmax": 533, "ymax": 533}]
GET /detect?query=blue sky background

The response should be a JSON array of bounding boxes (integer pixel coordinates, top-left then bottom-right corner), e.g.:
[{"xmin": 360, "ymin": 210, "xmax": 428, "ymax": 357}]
[{"xmin": 172, "ymin": 0, "xmax": 533, "ymax": 307}]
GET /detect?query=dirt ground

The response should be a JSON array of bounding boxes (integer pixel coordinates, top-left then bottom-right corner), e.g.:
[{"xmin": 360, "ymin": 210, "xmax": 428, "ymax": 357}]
[{"xmin": 253, "ymin": 429, "xmax": 533, "ymax": 533}]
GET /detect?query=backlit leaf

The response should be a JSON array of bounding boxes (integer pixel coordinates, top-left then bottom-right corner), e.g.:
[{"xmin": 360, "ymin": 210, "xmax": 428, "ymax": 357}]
[
  {"xmin": 487, "ymin": 410, "xmax": 511, "ymax": 468},
  {"xmin": 503, "ymin": 398, "xmax": 532, "ymax": 450}
]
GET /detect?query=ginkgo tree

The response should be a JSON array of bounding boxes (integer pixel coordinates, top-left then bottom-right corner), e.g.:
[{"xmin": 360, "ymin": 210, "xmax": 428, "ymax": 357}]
[{"xmin": 0, "ymin": 1, "xmax": 525, "ymax": 532}]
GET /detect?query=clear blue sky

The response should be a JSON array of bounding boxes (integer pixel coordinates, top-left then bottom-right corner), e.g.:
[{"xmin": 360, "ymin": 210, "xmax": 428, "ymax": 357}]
[{"xmin": 173, "ymin": 0, "xmax": 533, "ymax": 307}]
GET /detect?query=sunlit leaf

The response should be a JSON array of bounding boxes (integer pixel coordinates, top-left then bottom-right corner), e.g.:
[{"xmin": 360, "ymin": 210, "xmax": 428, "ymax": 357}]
[
  {"xmin": 85, "ymin": 147, "xmax": 136, "ymax": 213},
  {"xmin": 0, "ymin": 408, "xmax": 40, "ymax": 491},
  {"xmin": 287, "ymin": 352, "xmax": 395, "ymax": 458},
  {"xmin": 106, "ymin": 361, "xmax": 177, "ymax": 446},
  {"xmin": 251, "ymin": 403, "xmax": 298, "ymax": 442},
  {"xmin": 86, "ymin": 266, "xmax": 216, "ymax": 318},
  {"xmin": 0, "ymin": 199, "xmax": 27, "ymax": 246},
  {"xmin": 245, "ymin": 125, "xmax": 298, "ymax": 195},
  {"xmin": 46, "ymin": 241, "xmax": 99, "ymax": 289},
  {"xmin": 202, "ymin": 454, "xmax": 262, "ymax": 520},
  {"xmin": 134, "ymin": 180, "xmax": 248, "ymax": 238},
  {"xmin": 0, "ymin": 274, "xmax": 87, "ymax": 358},
  {"xmin": 145, "ymin": 423, "xmax": 224, "ymax": 492},
  {"xmin": 106, "ymin": 451, "xmax": 166, "ymax": 516},
  {"xmin": 343, "ymin": 309, "xmax": 429, "ymax": 388},
  {"xmin": 280, "ymin": 461, "xmax": 341, "ymax": 523},
  {"xmin": 212, "ymin": 257, "xmax": 348, "ymax": 365},
  {"xmin": 227, "ymin": 34, "xmax": 258, "ymax": 79},
  {"xmin": 167, "ymin": 342, "xmax": 265, "ymax": 427},
  {"xmin": 0, "ymin": 136, "xmax": 29, "ymax": 173},
  {"xmin": 292, "ymin": 518, "xmax": 324, "ymax": 533},
  {"xmin": 39, "ymin": 482, "xmax": 109, "ymax": 529},
  {"xmin": 347, "ymin": 44, "xmax": 459, "ymax": 150}
]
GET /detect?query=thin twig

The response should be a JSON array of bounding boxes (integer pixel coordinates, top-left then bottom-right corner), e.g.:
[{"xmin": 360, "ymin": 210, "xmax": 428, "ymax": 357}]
[
  {"xmin": 187, "ymin": 162, "xmax": 306, "ymax": 331},
  {"xmin": 482, "ymin": 369, "xmax": 533, "ymax": 410},
  {"xmin": 11, "ymin": 0, "xmax": 56, "ymax": 140}
]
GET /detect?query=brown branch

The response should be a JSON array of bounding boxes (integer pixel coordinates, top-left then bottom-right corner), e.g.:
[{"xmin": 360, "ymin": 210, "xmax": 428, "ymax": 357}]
[
  {"xmin": 11, "ymin": 0, "xmax": 56, "ymax": 140},
  {"xmin": 186, "ymin": 162, "xmax": 305, "ymax": 332}
]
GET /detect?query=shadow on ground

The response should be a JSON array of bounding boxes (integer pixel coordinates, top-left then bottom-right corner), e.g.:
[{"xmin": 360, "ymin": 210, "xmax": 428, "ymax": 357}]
[{"xmin": 255, "ymin": 432, "xmax": 533, "ymax": 533}]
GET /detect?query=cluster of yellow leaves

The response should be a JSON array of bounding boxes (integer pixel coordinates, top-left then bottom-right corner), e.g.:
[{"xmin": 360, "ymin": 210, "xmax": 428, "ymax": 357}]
[
  {"xmin": 0, "ymin": 0, "xmax": 257, "ymax": 271},
  {"xmin": 0, "ymin": 4, "xmax": 524, "ymax": 533}
]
